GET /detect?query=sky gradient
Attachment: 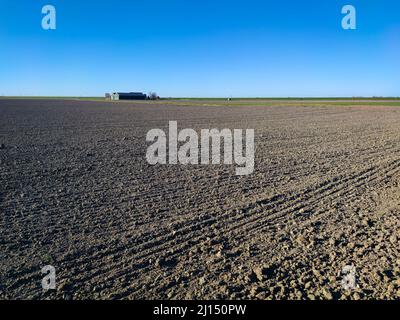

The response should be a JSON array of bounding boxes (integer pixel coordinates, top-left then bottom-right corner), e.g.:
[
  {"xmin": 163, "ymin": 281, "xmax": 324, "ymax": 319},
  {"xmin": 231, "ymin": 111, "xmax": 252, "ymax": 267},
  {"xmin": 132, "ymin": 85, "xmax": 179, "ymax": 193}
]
[{"xmin": 0, "ymin": 0, "xmax": 399, "ymax": 97}]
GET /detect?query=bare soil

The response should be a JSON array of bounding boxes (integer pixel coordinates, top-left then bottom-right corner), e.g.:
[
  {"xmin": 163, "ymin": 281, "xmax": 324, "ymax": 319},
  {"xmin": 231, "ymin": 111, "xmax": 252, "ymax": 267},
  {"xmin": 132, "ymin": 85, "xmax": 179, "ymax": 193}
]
[{"xmin": 1, "ymin": 99, "xmax": 400, "ymax": 300}]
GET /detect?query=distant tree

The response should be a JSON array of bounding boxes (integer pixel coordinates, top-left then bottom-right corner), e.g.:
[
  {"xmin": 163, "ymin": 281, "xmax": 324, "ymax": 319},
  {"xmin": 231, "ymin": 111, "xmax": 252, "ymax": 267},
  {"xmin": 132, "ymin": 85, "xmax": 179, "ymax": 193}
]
[{"xmin": 148, "ymin": 92, "xmax": 159, "ymax": 100}]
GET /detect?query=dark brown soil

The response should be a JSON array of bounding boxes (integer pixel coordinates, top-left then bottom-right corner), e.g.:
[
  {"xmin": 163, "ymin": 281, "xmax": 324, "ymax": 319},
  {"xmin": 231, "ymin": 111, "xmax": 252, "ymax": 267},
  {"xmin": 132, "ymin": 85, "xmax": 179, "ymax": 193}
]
[{"xmin": 1, "ymin": 99, "xmax": 400, "ymax": 300}]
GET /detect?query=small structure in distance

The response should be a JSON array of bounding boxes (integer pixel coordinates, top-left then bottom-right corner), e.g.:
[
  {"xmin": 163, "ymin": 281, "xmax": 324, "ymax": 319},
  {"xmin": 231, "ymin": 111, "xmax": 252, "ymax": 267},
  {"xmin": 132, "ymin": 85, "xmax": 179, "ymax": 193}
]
[
  {"xmin": 148, "ymin": 92, "xmax": 160, "ymax": 100},
  {"xmin": 109, "ymin": 92, "xmax": 148, "ymax": 101}
]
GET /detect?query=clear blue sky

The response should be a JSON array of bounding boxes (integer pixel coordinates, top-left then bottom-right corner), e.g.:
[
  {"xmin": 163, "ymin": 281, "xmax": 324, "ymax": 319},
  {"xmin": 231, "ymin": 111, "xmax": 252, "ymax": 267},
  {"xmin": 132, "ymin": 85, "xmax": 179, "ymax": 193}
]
[{"xmin": 0, "ymin": 0, "xmax": 399, "ymax": 97}]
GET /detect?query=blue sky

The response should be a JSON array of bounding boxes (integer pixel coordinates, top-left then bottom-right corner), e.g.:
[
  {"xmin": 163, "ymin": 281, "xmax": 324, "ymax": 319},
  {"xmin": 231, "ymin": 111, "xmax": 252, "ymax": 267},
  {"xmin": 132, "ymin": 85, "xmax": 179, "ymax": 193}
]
[{"xmin": 0, "ymin": 0, "xmax": 399, "ymax": 97}]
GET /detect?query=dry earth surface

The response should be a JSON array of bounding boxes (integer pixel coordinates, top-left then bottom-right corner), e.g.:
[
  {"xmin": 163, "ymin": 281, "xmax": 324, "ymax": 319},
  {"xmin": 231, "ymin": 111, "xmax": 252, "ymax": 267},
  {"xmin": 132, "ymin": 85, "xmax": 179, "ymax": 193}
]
[{"xmin": 1, "ymin": 99, "xmax": 400, "ymax": 300}]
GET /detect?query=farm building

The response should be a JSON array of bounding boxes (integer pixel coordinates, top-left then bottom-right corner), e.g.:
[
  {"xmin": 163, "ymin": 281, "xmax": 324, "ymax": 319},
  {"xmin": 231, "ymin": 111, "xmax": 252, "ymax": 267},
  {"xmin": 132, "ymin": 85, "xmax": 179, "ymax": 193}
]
[{"xmin": 111, "ymin": 92, "xmax": 147, "ymax": 101}]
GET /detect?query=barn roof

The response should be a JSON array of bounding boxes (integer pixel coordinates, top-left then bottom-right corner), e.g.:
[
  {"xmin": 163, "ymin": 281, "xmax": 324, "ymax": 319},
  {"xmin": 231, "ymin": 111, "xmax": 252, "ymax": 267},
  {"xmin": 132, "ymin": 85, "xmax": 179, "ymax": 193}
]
[{"xmin": 114, "ymin": 92, "xmax": 146, "ymax": 96}]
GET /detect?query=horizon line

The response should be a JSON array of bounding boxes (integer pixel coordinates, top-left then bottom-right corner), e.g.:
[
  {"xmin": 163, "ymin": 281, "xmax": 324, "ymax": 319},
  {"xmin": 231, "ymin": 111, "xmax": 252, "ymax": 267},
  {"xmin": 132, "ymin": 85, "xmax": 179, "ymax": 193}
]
[{"xmin": 1, "ymin": 96, "xmax": 400, "ymax": 100}]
